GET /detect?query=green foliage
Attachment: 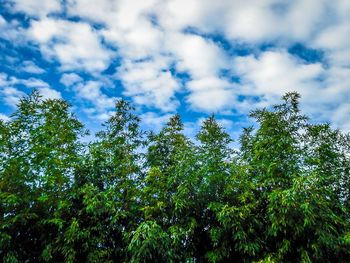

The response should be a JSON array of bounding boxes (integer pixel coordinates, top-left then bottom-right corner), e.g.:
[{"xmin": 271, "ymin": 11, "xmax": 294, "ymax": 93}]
[
  {"xmin": 0, "ymin": 90, "xmax": 86, "ymax": 262},
  {"xmin": 1, "ymin": 91, "xmax": 349, "ymax": 262},
  {"xmin": 128, "ymin": 221, "xmax": 175, "ymax": 262}
]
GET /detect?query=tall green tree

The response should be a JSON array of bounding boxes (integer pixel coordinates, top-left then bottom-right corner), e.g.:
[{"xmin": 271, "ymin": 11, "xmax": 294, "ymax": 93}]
[
  {"xmin": 136, "ymin": 114, "xmax": 195, "ymax": 261},
  {"xmin": 56, "ymin": 99, "xmax": 144, "ymax": 262},
  {"xmin": 192, "ymin": 116, "xmax": 234, "ymax": 261},
  {"xmin": 237, "ymin": 93, "xmax": 349, "ymax": 261},
  {"xmin": 0, "ymin": 91, "xmax": 85, "ymax": 262},
  {"xmin": 144, "ymin": 114, "xmax": 192, "ymax": 221}
]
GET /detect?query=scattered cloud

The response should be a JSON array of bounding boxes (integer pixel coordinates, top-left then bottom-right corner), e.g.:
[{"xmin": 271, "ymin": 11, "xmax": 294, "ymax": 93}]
[
  {"xmin": 1, "ymin": 86, "xmax": 25, "ymax": 108},
  {"xmin": 186, "ymin": 77, "xmax": 236, "ymax": 112},
  {"xmin": 74, "ymin": 81, "xmax": 116, "ymax": 110},
  {"xmin": 60, "ymin": 73, "xmax": 83, "ymax": 87},
  {"xmin": 8, "ymin": 0, "xmax": 61, "ymax": 17},
  {"xmin": 38, "ymin": 87, "xmax": 62, "ymax": 100},
  {"xmin": 0, "ymin": 73, "xmax": 62, "ymax": 107},
  {"xmin": 20, "ymin": 61, "xmax": 45, "ymax": 74},
  {"xmin": 0, "ymin": 73, "xmax": 25, "ymax": 107},
  {"xmin": 0, "ymin": 15, "xmax": 26, "ymax": 43},
  {"xmin": 1, "ymin": 0, "xmax": 350, "ymax": 132},
  {"xmin": 233, "ymin": 50, "xmax": 324, "ymax": 102},
  {"xmin": 63, "ymin": 78, "xmax": 119, "ymax": 121},
  {"xmin": 28, "ymin": 18, "xmax": 113, "ymax": 73},
  {"xmin": 0, "ymin": 15, "xmax": 6, "ymax": 26},
  {"xmin": 117, "ymin": 56, "xmax": 180, "ymax": 111},
  {"xmin": 168, "ymin": 32, "xmax": 228, "ymax": 78}
]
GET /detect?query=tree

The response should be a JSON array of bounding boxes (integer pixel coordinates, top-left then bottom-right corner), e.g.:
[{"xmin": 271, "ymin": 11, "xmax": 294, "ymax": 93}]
[
  {"xmin": 141, "ymin": 114, "xmax": 195, "ymax": 261},
  {"xmin": 0, "ymin": 90, "xmax": 85, "ymax": 262},
  {"xmin": 55, "ymin": 99, "xmax": 145, "ymax": 262},
  {"xmin": 188, "ymin": 116, "xmax": 245, "ymax": 262},
  {"xmin": 236, "ymin": 92, "xmax": 349, "ymax": 261}
]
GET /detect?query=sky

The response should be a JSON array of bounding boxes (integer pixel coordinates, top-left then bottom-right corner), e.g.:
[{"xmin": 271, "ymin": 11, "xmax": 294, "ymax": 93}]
[{"xmin": 1, "ymin": 0, "xmax": 350, "ymax": 138}]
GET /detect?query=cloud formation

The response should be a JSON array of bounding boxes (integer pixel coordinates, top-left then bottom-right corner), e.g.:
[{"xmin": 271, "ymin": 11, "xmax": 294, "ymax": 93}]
[
  {"xmin": 1, "ymin": 0, "xmax": 350, "ymax": 131},
  {"xmin": 28, "ymin": 18, "xmax": 113, "ymax": 73},
  {"xmin": 0, "ymin": 73, "xmax": 61, "ymax": 107}
]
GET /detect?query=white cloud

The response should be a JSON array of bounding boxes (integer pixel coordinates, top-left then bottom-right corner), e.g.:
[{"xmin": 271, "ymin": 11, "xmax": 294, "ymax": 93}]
[
  {"xmin": 0, "ymin": 15, "xmax": 6, "ymax": 27},
  {"xmin": 117, "ymin": 57, "xmax": 180, "ymax": 111},
  {"xmin": 3, "ymin": 0, "xmax": 350, "ymax": 132},
  {"xmin": 60, "ymin": 73, "xmax": 83, "ymax": 87},
  {"xmin": 20, "ymin": 77, "xmax": 50, "ymax": 88},
  {"xmin": 331, "ymin": 104, "xmax": 350, "ymax": 132},
  {"xmin": 72, "ymin": 80, "xmax": 118, "ymax": 121},
  {"xmin": 233, "ymin": 50, "xmax": 350, "ymax": 130},
  {"xmin": 217, "ymin": 0, "xmax": 327, "ymax": 43},
  {"xmin": 283, "ymin": 0, "xmax": 327, "ymax": 41},
  {"xmin": 0, "ymin": 73, "xmax": 62, "ymax": 105},
  {"xmin": 66, "ymin": 0, "xmax": 231, "ymax": 113},
  {"xmin": 9, "ymin": 0, "xmax": 62, "ymax": 17},
  {"xmin": 314, "ymin": 23, "xmax": 350, "ymax": 50},
  {"xmin": 0, "ymin": 86, "xmax": 25, "ymax": 108},
  {"xmin": 224, "ymin": 1, "xmax": 281, "ymax": 42},
  {"xmin": 67, "ymin": 0, "xmax": 157, "ymax": 29},
  {"xmin": 313, "ymin": 21, "xmax": 350, "ymax": 67},
  {"xmin": 123, "ymin": 32, "xmax": 232, "ymax": 113},
  {"xmin": 28, "ymin": 18, "xmax": 113, "ymax": 73},
  {"xmin": 0, "ymin": 73, "xmax": 14, "ymax": 86},
  {"xmin": 234, "ymin": 51, "xmax": 324, "ymax": 102},
  {"xmin": 20, "ymin": 61, "xmax": 45, "ymax": 74},
  {"xmin": 50, "ymin": 72, "xmax": 117, "ymax": 121},
  {"xmin": 156, "ymin": 0, "xmax": 246, "ymax": 35},
  {"xmin": 38, "ymin": 87, "xmax": 62, "ymax": 100},
  {"xmin": 0, "ymin": 73, "xmax": 24, "ymax": 107},
  {"xmin": 68, "ymin": 0, "xmax": 163, "ymax": 59},
  {"xmin": 186, "ymin": 77, "xmax": 236, "ymax": 112},
  {"xmin": 68, "ymin": 0, "xmax": 350, "ymax": 135},
  {"xmin": 0, "ymin": 15, "xmax": 26, "ymax": 43},
  {"xmin": 74, "ymin": 81, "xmax": 115, "ymax": 109},
  {"xmin": 101, "ymin": 17, "xmax": 164, "ymax": 59},
  {"xmin": 167, "ymin": 33, "xmax": 228, "ymax": 78}
]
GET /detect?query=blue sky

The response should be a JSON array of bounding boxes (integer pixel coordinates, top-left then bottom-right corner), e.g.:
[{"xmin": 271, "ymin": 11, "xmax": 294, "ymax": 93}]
[{"xmin": 1, "ymin": 0, "xmax": 350, "ymax": 138}]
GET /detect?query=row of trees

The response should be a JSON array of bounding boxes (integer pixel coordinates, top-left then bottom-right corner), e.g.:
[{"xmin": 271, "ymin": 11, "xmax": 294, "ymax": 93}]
[{"xmin": 0, "ymin": 91, "xmax": 349, "ymax": 262}]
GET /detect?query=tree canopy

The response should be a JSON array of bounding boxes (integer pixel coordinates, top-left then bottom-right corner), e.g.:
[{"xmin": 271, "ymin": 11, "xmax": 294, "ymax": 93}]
[{"xmin": 1, "ymin": 91, "xmax": 349, "ymax": 262}]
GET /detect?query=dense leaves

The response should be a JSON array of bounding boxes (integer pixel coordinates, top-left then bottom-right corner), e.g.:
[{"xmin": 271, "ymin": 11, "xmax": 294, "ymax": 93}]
[{"xmin": 1, "ymin": 91, "xmax": 349, "ymax": 262}]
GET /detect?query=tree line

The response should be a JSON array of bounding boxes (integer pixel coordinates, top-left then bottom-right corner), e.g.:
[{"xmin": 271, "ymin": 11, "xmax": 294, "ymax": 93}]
[{"xmin": 0, "ymin": 90, "xmax": 349, "ymax": 262}]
